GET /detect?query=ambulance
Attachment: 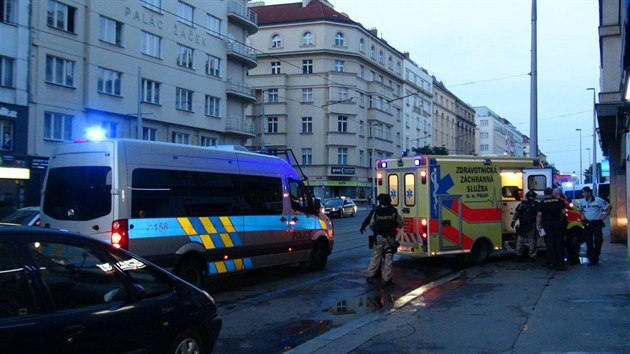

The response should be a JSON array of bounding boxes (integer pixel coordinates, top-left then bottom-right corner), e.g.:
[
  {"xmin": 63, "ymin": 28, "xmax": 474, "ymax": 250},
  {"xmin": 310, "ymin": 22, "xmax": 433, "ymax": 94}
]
[{"xmin": 375, "ymin": 155, "xmax": 582, "ymax": 264}]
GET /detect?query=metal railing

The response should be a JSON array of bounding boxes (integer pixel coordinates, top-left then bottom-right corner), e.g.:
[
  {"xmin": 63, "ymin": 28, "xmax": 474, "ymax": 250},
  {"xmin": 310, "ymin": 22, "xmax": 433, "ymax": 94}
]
[{"xmin": 227, "ymin": 1, "xmax": 258, "ymax": 25}]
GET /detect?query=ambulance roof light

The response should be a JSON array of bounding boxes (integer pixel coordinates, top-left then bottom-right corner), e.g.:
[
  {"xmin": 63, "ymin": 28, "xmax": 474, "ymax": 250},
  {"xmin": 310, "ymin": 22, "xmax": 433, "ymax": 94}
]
[{"xmin": 379, "ymin": 161, "xmax": 388, "ymax": 169}]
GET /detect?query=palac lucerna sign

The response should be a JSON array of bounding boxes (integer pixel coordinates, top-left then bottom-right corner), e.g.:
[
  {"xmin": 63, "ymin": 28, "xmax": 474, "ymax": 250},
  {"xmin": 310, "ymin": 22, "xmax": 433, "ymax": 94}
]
[{"xmin": 331, "ymin": 167, "xmax": 355, "ymax": 175}]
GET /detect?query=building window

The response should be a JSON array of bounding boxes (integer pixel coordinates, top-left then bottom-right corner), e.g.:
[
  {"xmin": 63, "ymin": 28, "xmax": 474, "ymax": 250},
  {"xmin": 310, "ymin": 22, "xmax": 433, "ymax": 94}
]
[
  {"xmin": 388, "ymin": 56, "xmax": 393, "ymax": 69},
  {"xmin": 206, "ymin": 54, "xmax": 220, "ymax": 77},
  {"xmin": 337, "ymin": 147, "xmax": 348, "ymax": 164},
  {"xmin": 480, "ymin": 119, "xmax": 489, "ymax": 127},
  {"xmin": 207, "ymin": 14, "xmax": 221, "ymax": 36},
  {"xmin": 47, "ymin": 0, "xmax": 76, "ymax": 32},
  {"xmin": 480, "ymin": 132, "xmax": 489, "ymax": 139},
  {"xmin": 302, "ymin": 117, "xmax": 312, "ymax": 133},
  {"xmin": 302, "ymin": 59, "xmax": 313, "ymax": 74},
  {"xmin": 359, "ymin": 93, "xmax": 365, "ymax": 107},
  {"xmin": 267, "ymin": 116, "xmax": 278, "ymax": 133},
  {"xmin": 337, "ymin": 116, "xmax": 348, "ymax": 132},
  {"xmin": 205, "ymin": 95, "xmax": 220, "ymax": 117},
  {"xmin": 99, "ymin": 15, "xmax": 123, "ymax": 46},
  {"xmin": 302, "ymin": 31, "xmax": 313, "ymax": 46},
  {"xmin": 378, "ymin": 50, "xmax": 384, "ymax": 63},
  {"xmin": 334, "ymin": 32, "xmax": 344, "ymax": 46},
  {"xmin": 141, "ymin": 31, "xmax": 161, "ymax": 58},
  {"xmin": 370, "ymin": 70, "xmax": 375, "ymax": 81},
  {"xmin": 480, "ymin": 144, "xmax": 489, "ymax": 151},
  {"xmin": 271, "ymin": 34, "xmax": 282, "ymax": 48},
  {"xmin": 359, "ymin": 38, "xmax": 365, "ymax": 52},
  {"xmin": 359, "ymin": 65, "xmax": 364, "ymax": 79},
  {"xmin": 172, "ymin": 132, "xmax": 190, "ymax": 144},
  {"xmin": 44, "ymin": 111, "xmax": 72, "ymax": 141},
  {"xmin": 302, "ymin": 148, "xmax": 312, "ymax": 165},
  {"xmin": 141, "ymin": 0, "xmax": 161, "ymax": 12},
  {"xmin": 97, "ymin": 67, "xmax": 122, "ymax": 96},
  {"xmin": 0, "ymin": 56, "xmax": 14, "ymax": 88},
  {"xmin": 334, "ymin": 60, "xmax": 344, "ymax": 72},
  {"xmin": 2, "ymin": 0, "xmax": 17, "ymax": 24},
  {"xmin": 99, "ymin": 121, "xmax": 118, "ymax": 138},
  {"xmin": 267, "ymin": 88, "xmax": 278, "ymax": 103},
  {"xmin": 302, "ymin": 88, "xmax": 313, "ymax": 102},
  {"xmin": 1, "ymin": 122, "xmax": 13, "ymax": 150},
  {"xmin": 338, "ymin": 87, "xmax": 348, "ymax": 101},
  {"xmin": 201, "ymin": 136, "xmax": 216, "ymax": 147},
  {"xmin": 177, "ymin": 1, "xmax": 194, "ymax": 26},
  {"xmin": 177, "ymin": 44, "xmax": 194, "ymax": 69},
  {"xmin": 175, "ymin": 87, "xmax": 193, "ymax": 111},
  {"xmin": 271, "ymin": 61, "xmax": 281, "ymax": 74},
  {"xmin": 142, "ymin": 79, "xmax": 160, "ymax": 104},
  {"xmin": 142, "ymin": 127, "xmax": 157, "ymax": 141},
  {"xmin": 45, "ymin": 55, "xmax": 75, "ymax": 87},
  {"xmin": 370, "ymin": 46, "xmax": 375, "ymax": 59}
]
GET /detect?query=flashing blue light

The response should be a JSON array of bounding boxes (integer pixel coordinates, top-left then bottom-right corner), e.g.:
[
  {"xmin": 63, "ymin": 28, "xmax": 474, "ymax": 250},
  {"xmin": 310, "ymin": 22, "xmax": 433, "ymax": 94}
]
[
  {"xmin": 86, "ymin": 127, "xmax": 106, "ymax": 141},
  {"xmin": 379, "ymin": 161, "xmax": 388, "ymax": 168}
]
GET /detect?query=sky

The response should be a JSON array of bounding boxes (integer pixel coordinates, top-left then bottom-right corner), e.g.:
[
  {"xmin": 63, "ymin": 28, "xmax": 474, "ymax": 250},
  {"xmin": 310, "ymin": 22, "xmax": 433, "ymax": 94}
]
[{"xmin": 261, "ymin": 0, "xmax": 600, "ymax": 176}]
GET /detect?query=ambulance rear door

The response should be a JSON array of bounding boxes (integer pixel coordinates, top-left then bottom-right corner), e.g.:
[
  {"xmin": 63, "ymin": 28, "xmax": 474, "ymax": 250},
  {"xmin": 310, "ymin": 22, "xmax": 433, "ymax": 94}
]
[{"xmin": 522, "ymin": 168, "xmax": 553, "ymax": 195}]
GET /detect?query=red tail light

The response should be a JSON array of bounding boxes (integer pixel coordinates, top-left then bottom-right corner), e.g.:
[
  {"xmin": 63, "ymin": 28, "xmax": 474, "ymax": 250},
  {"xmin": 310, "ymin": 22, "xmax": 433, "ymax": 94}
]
[{"xmin": 111, "ymin": 219, "xmax": 129, "ymax": 250}]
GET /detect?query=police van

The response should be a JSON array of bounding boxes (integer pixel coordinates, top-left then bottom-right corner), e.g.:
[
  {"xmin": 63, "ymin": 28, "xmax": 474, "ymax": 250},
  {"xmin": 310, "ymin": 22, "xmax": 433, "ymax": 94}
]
[{"xmin": 40, "ymin": 139, "xmax": 334, "ymax": 286}]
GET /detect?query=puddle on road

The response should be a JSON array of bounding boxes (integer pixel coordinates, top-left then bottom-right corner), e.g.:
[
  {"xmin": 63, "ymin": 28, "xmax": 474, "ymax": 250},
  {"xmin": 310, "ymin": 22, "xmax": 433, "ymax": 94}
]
[{"xmin": 273, "ymin": 293, "xmax": 395, "ymax": 352}]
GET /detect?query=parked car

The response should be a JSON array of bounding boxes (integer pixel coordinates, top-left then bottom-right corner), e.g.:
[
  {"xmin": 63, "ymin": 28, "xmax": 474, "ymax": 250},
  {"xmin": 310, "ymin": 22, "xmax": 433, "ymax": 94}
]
[
  {"xmin": 322, "ymin": 197, "xmax": 357, "ymax": 218},
  {"xmin": 0, "ymin": 206, "xmax": 40, "ymax": 226},
  {"xmin": 0, "ymin": 226, "xmax": 222, "ymax": 354}
]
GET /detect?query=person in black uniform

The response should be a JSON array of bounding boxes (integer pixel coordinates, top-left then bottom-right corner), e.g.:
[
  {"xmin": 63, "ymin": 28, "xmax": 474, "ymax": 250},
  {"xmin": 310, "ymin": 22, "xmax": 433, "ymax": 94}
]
[{"xmin": 536, "ymin": 187, "xmax": 567, "ymax": 270}]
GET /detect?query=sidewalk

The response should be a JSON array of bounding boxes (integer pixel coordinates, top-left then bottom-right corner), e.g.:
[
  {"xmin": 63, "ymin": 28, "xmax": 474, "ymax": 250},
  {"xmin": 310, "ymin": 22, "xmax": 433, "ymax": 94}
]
[{"xmin": 291, "ymin": 241, "xmax": 630, "ymax": 354}]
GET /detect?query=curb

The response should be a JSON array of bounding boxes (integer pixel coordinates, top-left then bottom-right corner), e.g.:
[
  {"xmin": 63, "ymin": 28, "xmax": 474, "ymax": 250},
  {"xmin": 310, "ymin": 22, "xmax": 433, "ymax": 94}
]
[{"xmin": 287, "ymin": 270, "xmax": 465, "ymax": 354}]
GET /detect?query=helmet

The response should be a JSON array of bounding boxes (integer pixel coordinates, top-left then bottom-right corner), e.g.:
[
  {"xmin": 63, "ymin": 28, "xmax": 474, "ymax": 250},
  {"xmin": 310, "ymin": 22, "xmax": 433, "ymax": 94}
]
[
  {"xmin": 377, "ymin": 193, "xmax": 392, "ymax": 205},
  {"xmin": 525, "ymin": 190, "xmax": 537, "ymax": 199}
]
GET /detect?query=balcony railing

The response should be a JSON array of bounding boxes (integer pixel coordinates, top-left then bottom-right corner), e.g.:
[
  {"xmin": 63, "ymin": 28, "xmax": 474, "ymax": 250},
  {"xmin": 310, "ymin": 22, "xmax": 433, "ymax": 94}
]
[
  {"xmin": 226, "ymin": 40, "xmax": 257, "ymax": 68},
  {"xmin": 225, "ymin": 116, "xmax": 255, "ymax": 136},
  {"xmin": 226, "ymin": 79, "xmax": 256, "ymax": 102},
  {"xmin": 227, "ymin": 1, "xmax": 258, "ymax": 33}
]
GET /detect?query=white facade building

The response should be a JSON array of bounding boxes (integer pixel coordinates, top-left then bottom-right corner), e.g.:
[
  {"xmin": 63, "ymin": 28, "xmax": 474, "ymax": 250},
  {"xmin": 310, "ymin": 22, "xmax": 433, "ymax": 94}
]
[
  {"xmin": 474, "ymin": 106, "xmax": 525, "ymax": 156},
  {"xmin": 402, "ymin": 56, "xmax": 433, "ymax": 150}
]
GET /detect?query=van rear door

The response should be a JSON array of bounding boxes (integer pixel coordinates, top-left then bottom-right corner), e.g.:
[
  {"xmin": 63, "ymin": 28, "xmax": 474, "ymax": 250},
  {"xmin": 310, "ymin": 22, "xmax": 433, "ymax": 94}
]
[{"xmin": 41, "ymin": 147, "xmax": 115, "ymax": 243}]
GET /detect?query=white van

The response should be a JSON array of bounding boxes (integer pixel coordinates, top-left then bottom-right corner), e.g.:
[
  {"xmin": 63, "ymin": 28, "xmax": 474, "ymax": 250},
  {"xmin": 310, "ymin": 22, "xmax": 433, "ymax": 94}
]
[{"xmin": 40, "ymin": 139, "xmax": 334, "ymax": 286}]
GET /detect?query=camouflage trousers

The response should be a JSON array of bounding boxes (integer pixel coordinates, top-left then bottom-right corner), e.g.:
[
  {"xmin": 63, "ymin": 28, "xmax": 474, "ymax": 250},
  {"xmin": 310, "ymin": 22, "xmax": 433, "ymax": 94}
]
[{"xmin": 366, "ymin": 234, "xmax": 396, "ymax": 282}]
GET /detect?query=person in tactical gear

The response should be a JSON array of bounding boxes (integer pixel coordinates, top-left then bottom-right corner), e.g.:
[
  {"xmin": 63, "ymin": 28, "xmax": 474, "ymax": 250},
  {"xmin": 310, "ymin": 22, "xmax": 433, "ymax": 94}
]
[
  {"xmin": 536, "ymin": 187, "xmax": 568, "ymax": 271},
  {"xmin": 511, "ymin": 190, "xmax": 539, "ymax": 262},
  {"xmin": 360, "ymin": 193, "xmax": 403, "ymax": 289}
]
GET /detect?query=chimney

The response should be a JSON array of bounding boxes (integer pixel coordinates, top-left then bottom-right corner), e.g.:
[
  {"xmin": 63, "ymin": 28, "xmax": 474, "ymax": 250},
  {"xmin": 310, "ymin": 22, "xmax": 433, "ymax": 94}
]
[{"xmin": 368, "ymin": 28, "xmax": 378, "ymax": 37}]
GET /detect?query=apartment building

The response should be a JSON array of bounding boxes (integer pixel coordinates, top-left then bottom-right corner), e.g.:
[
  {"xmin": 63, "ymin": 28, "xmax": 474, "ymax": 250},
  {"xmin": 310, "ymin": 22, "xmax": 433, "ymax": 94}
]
[
  {"xmin": 474, "ymin": 106, "xmax": 525, "ymax": 156},
  {"xmin": 18, "ymin": 0, "xmax": 257, "ymax": 205},
  {"xmin": 402, "ymin": 56, "xmax": 433, "ymax": 150},
  {"xmin": 247, "ymin": 0, "xmax": 406, "ymax": 200},
  {"xmin": 0, "ymin": 0, "xmax": 31, "ymax": 211}
]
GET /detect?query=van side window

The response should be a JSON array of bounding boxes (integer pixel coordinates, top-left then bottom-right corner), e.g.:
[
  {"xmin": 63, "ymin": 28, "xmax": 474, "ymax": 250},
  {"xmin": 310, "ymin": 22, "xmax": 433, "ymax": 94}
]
[{"xmin": 239, "ymin": 175, "xmax": 283, "ymax": 215}]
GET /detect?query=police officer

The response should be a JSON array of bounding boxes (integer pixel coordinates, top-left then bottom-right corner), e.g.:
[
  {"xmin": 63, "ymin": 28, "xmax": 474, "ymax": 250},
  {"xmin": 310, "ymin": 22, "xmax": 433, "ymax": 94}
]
[
  {"xmin": 579, "ymin": 186, "xmax": 611, "ymax": 266},
  {"xmin": 360, "ymin": 193, "xmax": 403, "ymax": 289},
  {"xmin": 536, "ymin": 187, "xmax": 567, "ymax": 270},
  {"xmin": 553, "ymin": 187, "xmax": 578, "ymax": 265},
  {"xmin": 511, "ymin": 190, "xmax": 539, "ymax": 262}
]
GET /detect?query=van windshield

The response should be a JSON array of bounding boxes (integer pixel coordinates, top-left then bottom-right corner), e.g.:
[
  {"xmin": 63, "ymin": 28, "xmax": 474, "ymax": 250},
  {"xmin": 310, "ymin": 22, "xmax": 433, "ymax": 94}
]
[{"xmin": 43, "ymin": 166, "xmax": 112, "ymax": 221}]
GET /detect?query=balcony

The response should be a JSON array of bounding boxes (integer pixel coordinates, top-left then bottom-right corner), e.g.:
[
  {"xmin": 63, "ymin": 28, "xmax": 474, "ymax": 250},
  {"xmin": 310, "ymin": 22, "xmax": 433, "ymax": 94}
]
[
  {"xmin": 226, "ymin": 40, "xmax": 257, "ymax": 68},
  {"xmin": 226, "ymin": 79, "xmax": 256, "ymax": 103},
  {"xmin": 227, "ymin": 1, "xmax": 258, "ymax": 34},
  {"xmin": 225, "ymin": 116, "xmax": 256, "ymax": 137}
]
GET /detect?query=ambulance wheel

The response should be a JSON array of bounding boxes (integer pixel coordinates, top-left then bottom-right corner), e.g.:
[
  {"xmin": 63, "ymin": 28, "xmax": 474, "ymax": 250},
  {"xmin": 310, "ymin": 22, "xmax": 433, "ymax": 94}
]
[
  {"xmin": 469, "ymin": 240, "xmax": 491, "ymax": 265},
  {"xmin": 175, "ymin": 255, "xmax": 206, "ymax": 287},
  {"xmin": 307, "ymin": 239, "xmax": 329, "ymax": 271}
]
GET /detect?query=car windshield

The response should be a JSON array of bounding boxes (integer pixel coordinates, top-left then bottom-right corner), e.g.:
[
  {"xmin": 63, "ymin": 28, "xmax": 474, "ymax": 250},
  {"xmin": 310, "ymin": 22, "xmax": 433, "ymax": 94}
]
[
  {"xmin": 0, "ymin": 209, "xmax": 38, "ymax": 225},
  {"xmin": 324, "ymin": 199, "xmax": 343, "ymax": 207}
]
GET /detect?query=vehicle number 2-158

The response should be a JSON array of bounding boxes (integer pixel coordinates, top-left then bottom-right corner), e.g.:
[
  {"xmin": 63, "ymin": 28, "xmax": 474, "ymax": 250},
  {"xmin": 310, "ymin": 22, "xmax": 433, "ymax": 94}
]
[{"xmin": 146, "ymin": 223, "xmax": 169, "ymax": 233}]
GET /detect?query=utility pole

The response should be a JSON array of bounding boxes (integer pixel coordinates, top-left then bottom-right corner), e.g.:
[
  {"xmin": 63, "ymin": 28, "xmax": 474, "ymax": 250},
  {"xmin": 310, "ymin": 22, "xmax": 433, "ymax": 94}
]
[
  {"xmin": 137, "ymin": 66, "xmax": 142, "ymax": 139},
  {"xmin": 529, "ymin": 0, "xmax": 538, "ymax": 157},
  {"xmin": 587, "ymin": 88, "xmax": 597, "ymax": 196}
]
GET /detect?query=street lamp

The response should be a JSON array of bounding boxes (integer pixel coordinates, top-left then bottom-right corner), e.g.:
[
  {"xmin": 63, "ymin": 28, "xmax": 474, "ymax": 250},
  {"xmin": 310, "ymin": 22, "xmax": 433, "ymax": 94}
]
[
  {"xmin": 575, "ymin": 128, "xmax": 582, "ymax": 185},
  {"xmin": 586, "ymin": 147, "xmax": 591, "ymax": 177},
  {"xmin": 586, "ymin": 88, "xmax": 597, "ymax": 196}
]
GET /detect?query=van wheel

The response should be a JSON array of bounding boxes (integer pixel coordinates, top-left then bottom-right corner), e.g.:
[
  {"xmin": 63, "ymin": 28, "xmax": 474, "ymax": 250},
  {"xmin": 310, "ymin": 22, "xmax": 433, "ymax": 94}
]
[
  {"xmin": 168, "ymin": 328, "xmax": 205, "ymax": 354},
  {"xmin": 307, "ymin": 240, "xmax": 329, "ymax": 271},
  {"xmin": 469, "ymin": 240, "xmax": 491, "ymax": 265},
  {"xmin": 175, "ymin": 256, "xmax": 206, "ymax": 287}
]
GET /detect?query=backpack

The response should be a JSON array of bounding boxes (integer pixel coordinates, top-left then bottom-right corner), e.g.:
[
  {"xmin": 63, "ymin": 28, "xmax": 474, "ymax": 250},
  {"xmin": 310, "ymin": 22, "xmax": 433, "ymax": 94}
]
[{"xmin": 371, "ymin": 206, "xmax": 398, "ymax": 235}]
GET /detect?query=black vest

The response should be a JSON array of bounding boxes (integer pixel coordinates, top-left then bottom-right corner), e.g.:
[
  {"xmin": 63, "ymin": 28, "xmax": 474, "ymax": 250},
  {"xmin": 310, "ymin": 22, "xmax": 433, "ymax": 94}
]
[{"xmin": 372, "ymin": 206, "xmax": 398, "ymax": 235}]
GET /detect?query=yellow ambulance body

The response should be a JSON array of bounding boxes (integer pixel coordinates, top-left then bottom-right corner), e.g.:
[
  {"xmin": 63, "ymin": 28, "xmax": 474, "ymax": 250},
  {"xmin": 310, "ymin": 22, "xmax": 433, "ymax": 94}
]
[{"xmin": 375, "ymin": 155, "xmax": 553, "ymax": 264}]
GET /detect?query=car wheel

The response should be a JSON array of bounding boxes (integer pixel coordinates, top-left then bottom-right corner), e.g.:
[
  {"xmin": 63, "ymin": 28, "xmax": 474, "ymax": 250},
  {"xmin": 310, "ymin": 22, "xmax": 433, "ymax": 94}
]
[
  {"xmin": 469, "ymin": 239, "xmax": 491, "ymax": 265},
  {"xmin": 175, "ymin": 255, "xmax": 206, "ymax": 287},
  {"xmin": 307, "ymin": 239, "xmax": 329, "ymax": 271},
  {"xmin": 168, "ymin": 328, "xmax": 205, "ymax": 354}
]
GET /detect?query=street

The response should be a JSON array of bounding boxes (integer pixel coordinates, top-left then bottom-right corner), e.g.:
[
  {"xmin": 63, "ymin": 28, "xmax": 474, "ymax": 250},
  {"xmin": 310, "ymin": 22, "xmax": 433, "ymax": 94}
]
[{"xmin": 207, "ymin": 209, "xmax": 464, "ymax": 353}]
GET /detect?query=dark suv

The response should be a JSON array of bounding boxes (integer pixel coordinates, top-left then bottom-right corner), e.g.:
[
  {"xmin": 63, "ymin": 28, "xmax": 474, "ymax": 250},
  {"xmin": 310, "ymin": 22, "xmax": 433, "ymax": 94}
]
[
  {"xmin": 322, "ymin": 197, "xmax": 357, "ymax": 218},
  {"xmin": 0, "ymin": 227, "xmax": 221, "ymax": 354}
]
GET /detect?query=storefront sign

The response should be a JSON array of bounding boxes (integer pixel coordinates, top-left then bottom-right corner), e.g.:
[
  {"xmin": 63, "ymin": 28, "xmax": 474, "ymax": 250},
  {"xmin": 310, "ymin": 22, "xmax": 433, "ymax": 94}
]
[{"xmin": 331, "ymin": 167, "xmax": 355, "ymax": 175}]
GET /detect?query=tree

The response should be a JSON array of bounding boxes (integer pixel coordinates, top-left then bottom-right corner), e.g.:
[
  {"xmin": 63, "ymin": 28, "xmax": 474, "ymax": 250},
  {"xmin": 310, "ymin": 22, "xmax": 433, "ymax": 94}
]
[{"xmin": 412, "ymin": 145, "xmax": 449, "ymax": 155}]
